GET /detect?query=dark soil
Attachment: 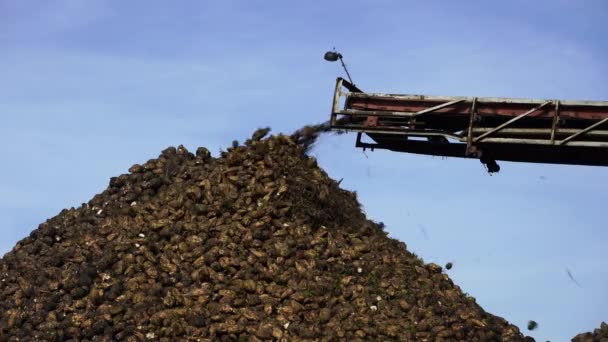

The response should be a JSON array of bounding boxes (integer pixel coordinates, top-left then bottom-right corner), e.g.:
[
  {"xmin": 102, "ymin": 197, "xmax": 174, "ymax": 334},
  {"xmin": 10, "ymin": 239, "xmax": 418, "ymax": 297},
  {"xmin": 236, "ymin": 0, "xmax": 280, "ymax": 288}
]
[{"xmin": 0, "ymin": 129, "xmax": 535, "ymax": 341}]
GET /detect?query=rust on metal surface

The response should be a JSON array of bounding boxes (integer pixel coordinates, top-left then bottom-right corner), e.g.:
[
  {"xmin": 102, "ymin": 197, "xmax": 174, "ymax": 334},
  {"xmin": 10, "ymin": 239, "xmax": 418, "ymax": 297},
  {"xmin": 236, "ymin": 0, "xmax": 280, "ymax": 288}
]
[
  {"xmin": 465, "ymin": 97, "xmax": 478, "ymax": 156},
  {"xmin": 550, "ymin": 101, "xmax": 561, "ymax": 144},
  {"xmin": 364, "ymin": 116, "xmax": 378, "ymax": 127},
  {"xmin": 347, "ymin": 95, "xmax": 608, "ymax": 121},
  {"xmin": 559, "ymin": 117, "xmax": 608, "ymax": 146},
  {"xmin": 331, "ymin": 78, "xmax": 608, "ymax": 168},
  {"xmin": 473, "ymin": 102, "xmax": 551, "ymax": 142}
]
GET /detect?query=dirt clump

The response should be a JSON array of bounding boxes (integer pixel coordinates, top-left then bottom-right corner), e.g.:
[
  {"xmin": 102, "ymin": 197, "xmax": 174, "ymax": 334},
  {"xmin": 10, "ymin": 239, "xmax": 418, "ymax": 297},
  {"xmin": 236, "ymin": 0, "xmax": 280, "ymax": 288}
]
[
  {"xmin": 290, "ymin": 118, "xmax": 349, "ymax": 152},
  {"xmin": 0, "ymin": 131, "xmax": 533, "ymax": 341}
]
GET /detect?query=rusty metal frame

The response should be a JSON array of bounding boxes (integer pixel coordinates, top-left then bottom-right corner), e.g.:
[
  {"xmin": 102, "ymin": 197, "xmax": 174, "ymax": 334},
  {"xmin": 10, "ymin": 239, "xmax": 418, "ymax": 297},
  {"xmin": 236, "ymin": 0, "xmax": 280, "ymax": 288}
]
[
  {"xmin": 473, "ymin": 101, "xmax": 551, "ymax": 142},
  {"xmin": 467, "ymin": 138, "xmax": 608, "ymax": 148},
  {"xmin": 354, "ymin": 133, "xmax": 608, "ymax": 167},
  {"xmin": 340, "ymin": 126, "xmax": 462, "ymax": 140},
  {"xmin": 558, "ymin": 117, "xmax": 608, "ymax": 146},
  {"xmin": 341, "ymin": 109, "xmax": 424, "ymax": 118},
  {"xmin": 330, "ymin": 78, "xmax": 343, "ymax": 126},
  {"xmin": 471, "ymin": 128, "xmax": 608, "ymax": 138},
  {"xmin": 550, "ymin": 101, "xmax": 560, "ymax": 144},
  {"xmin": 465, "ymin": 97, "xmax": 478, "ymax": 156},
  {"xmin": 346, "ymin": 91, "xmax": 608, "ymax": 108},
  {"xmin": 330, "ymin": 79, "xmax": 608, "ymax": 167},
  {"xmin": 411, "ymin": 99, "xmax": 465, "ymax": 117},
  {"xmin": 332, "ymin": 78, "xmax": 465, "ymax": 120}
]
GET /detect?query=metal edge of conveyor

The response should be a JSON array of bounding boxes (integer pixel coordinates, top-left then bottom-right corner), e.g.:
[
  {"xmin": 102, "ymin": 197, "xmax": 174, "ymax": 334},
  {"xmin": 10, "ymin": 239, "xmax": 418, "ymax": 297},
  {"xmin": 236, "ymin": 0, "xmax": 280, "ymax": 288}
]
[{"xmin": 360, "ymin": 132, "xmax": 608, "ymax": 167}]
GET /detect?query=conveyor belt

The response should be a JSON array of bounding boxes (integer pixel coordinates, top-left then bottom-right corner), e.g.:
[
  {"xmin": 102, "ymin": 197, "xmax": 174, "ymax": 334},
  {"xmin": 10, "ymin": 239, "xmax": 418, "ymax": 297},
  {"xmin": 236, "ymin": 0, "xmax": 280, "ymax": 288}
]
[{"xmin": 329, "ymin": 78, "xmax": 608, "ymax": 171}]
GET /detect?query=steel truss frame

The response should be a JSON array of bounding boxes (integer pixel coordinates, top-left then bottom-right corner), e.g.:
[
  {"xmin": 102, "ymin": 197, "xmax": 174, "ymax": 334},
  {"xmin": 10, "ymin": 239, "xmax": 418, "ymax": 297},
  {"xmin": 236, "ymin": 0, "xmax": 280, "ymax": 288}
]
[{"xmin": 330, "ymin": 78, "xmax": 608, "ymax": 167}]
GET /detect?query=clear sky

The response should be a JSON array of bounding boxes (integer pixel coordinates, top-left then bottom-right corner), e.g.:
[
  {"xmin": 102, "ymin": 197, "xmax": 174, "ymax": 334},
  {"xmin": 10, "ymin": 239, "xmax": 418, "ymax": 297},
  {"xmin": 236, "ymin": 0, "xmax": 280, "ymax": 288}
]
[{"xmin": 1, "ymin": 1, "xmax": 607, "ymax": 340}]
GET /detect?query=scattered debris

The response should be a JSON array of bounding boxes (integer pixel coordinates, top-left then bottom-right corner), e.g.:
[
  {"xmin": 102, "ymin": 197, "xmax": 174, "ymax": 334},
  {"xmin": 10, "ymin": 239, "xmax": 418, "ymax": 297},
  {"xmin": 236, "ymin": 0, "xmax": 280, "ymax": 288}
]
[
  {"xmin": 480, "ymin": 155, "xmax": 500, "ymax": 174},
  {"xmin": 251, "ymin": 127, "xmax": 271, "ymax": 141},
  {"xmin": 418, "ymin": 224, "xmax": 429, "ymax": 240},
  {"xmin": 566, "ymin": 268, "xmax": 582, "ymax": 287},
  {"xmin": 445, "ymin": 262, "xmax": 453, "ymax": 270},
  {"xmin": 527, "ymin": 320, "xmax": 538, "ymax": 330},
  {"xmin": 289, "ymin": 117, "xmax": 349, "ymax": 152}
]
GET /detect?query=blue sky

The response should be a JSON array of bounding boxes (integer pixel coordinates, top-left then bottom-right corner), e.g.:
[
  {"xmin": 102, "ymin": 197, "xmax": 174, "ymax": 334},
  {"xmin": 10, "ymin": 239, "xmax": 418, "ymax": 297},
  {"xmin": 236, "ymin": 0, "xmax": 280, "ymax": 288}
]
[{"xmin": 1, "ymin": 1, "xmax": 607, "ymax": 340}]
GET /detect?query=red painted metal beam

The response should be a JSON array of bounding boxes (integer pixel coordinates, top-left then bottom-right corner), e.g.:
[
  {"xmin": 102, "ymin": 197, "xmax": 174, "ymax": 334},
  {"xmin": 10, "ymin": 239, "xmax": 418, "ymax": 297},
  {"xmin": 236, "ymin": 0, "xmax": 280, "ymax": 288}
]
[
  {"xmin": 332, "ymin": 78, "xmax": 608, "ymax": 169},
  {"xmin": 347, "ymin": 97, "xmax": 608, "ymax": 121}
]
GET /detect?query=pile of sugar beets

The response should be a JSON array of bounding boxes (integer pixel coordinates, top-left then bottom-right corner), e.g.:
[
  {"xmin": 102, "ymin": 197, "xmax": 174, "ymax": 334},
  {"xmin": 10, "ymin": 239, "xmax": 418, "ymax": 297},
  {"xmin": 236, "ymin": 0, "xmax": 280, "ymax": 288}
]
[
  {"xmin": 572, "ymin": 322, "xmax": 608, "ymax": 342},
  {"xmin": 0, "ymin": 126, "xmax": 593, "ymax": 341}
]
